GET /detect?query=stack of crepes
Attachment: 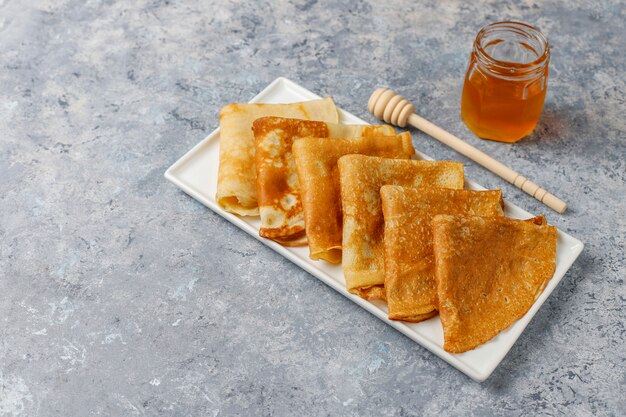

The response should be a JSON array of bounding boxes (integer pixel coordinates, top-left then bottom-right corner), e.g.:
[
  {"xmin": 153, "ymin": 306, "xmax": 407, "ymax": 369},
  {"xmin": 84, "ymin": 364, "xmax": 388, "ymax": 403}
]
[{"xmin": 215, "ymin": 98, "xmax": 557, "ymax": 353}]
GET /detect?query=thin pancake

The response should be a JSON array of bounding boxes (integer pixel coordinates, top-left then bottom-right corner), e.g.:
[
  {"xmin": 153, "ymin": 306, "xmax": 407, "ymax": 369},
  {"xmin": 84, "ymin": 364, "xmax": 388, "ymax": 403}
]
[
  {"xmin": 216, "ymin": 98, "xmax": 338, "ymax": 216},
  {"xmin": 253, "ymin": 117, "xmax": 394, "ymax": 245},
  {"xmin": 380, "ymin": 186, "xmax": 504, "ymax": 322},
  {"xmin": 338, "ymin": 155, "xmax": 464, "ymax": 300},
  {"xmin": 432, "ymin": 215, "xmax": 557, "ymax": 353},
  {"xmin": 293, "ymin": 133, "xmax": 415, "ymax": 263}
]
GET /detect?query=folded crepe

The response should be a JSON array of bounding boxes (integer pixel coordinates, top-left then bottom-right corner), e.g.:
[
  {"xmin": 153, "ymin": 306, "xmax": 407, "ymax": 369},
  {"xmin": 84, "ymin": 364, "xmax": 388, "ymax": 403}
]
[
  {"xmin": 253, "ymin": 117, "xmax": 394, "ymax": 246},
  {"xmin": 380, "ymin": 186, "xmax": 504, "ymax": 322},
  {"xmin": 216, "ymin": 98, "xmax": 338, "ymax": 216},
  {"xmin": 293, "ymin": 133, "xmax": 415, "ymax": 263},
  {"xmin": 338, "ymin": 155, "xmax": 464, "ymax": 300},
  {"xmin": 432, "ymin": 215, "xmax": 557, "ymax": 353}
]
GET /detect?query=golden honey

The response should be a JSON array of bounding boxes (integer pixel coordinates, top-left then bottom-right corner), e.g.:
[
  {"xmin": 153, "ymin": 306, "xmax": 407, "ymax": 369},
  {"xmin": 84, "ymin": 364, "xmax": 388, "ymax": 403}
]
[{"xmin": 461, "ymin": 22, "xmax": 550, "ymax": 143}]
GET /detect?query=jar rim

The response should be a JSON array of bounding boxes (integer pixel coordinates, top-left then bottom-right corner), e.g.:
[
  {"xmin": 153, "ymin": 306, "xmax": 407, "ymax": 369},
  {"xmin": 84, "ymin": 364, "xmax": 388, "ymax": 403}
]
[{"xmin": 474, "ymin": 21, "xmax": 550, "ymax": 76}]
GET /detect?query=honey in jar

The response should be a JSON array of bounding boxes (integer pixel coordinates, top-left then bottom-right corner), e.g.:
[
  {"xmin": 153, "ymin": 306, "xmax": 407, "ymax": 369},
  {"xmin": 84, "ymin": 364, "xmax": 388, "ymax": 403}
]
[{"xmin": 461, "ymin": 21, "xmax": 550, "ymax": 143}]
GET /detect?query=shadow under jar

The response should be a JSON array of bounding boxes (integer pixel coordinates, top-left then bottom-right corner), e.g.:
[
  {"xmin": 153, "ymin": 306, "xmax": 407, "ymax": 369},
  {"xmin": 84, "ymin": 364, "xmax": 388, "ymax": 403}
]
[{"xmin": 461, "ymin": 21, "xmax": 550, "ymax": 143}]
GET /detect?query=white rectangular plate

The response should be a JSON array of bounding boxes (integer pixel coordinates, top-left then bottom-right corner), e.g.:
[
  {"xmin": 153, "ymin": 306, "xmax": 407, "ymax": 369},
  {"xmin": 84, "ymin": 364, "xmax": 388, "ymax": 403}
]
[{"xmin": 165, "ymin": 77, "xmax": 584, "ymax": 382}]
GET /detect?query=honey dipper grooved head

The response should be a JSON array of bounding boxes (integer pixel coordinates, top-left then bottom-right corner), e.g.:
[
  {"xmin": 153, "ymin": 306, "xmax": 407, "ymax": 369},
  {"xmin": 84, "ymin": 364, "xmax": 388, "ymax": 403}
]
[{"xmin": 368, "ymin": 88, "xmax": 415, "ymax": 127}]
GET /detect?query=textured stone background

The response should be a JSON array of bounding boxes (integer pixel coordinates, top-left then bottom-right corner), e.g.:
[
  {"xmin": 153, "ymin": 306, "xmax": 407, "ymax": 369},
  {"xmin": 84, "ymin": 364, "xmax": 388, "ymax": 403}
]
[{"xmin": 1, "ymin": 0, "xmax": 624, "ymax": 415}]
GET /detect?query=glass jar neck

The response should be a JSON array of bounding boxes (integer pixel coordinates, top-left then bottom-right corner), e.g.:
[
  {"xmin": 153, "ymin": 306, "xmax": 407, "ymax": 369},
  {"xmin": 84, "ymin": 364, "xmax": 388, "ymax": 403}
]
[{"xmin": 473, "ymin": 21, "xmax": 549, "ymax": 79}]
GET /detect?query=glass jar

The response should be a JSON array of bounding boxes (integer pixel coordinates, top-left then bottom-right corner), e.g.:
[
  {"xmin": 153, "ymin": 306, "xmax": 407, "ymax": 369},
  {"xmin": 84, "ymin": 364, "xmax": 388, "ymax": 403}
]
[{"xmin": 461, "ymin": 21, "xmax": 550, "ymax": 143}]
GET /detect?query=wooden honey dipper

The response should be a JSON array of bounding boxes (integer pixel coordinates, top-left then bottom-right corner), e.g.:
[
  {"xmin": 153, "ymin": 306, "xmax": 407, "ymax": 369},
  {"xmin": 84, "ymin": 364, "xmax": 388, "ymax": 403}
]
[{"xmin": 368, "ymin": 88, "xmax": 567, "ymax": 213}]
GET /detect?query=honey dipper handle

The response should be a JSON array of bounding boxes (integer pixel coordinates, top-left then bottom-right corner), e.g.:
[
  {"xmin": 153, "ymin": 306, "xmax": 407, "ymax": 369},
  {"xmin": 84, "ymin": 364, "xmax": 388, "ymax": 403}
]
[{"xmin": 408, "ymin": 113, "xmax": 568, "ymax": 213}]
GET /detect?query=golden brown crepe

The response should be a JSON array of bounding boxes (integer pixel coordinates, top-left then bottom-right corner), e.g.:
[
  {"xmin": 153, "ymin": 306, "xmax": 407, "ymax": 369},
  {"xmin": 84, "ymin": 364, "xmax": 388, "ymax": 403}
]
[
  {"xmin": 293, "ymin": 133, "xmax": 415, "ymax": 263},
  {"xmin": 253, "ymin": 117, "xmax": 394, "ymax": 245},
  {"xmin": 380, "ymin": 186, "xmax": 504, "ymax": 322},
  {"xmin": 432, "ymin": 215, "xmax": 557, "ymax": 353},
  {"xmin": 338, "ymin": 155, "xmax": 464, "ymax": 300},
  {"xmin": 216, "ymin": 98, "xmax": 338, "ymax": 216}
]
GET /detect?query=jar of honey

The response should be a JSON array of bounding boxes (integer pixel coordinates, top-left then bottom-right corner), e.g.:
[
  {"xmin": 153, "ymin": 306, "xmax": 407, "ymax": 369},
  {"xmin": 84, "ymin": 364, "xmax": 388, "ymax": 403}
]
[{"xmin": 461, "ymin": 21, "xmax": 550, "ymax": 143}]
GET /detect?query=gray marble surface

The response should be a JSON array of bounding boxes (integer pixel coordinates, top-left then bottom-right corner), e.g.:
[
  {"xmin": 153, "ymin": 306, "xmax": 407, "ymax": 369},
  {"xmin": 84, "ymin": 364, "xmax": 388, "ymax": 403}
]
[{"xmin": 1, "ymin": 0, "xmax": 624, "ymax": 415}]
